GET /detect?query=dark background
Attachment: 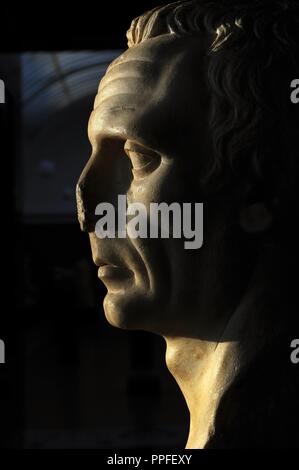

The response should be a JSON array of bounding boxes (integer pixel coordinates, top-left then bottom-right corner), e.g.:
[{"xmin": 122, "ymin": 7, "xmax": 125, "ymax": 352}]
[{"xmin": 0, "ymin": 1, "xmax": 189, "ymax": 449}]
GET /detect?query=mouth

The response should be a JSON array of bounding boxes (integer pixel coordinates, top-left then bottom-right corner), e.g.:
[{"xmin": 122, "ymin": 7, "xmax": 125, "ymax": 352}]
[{"xmin": 96, "ymin": 260, "xmax": 134, "ymax": 292}]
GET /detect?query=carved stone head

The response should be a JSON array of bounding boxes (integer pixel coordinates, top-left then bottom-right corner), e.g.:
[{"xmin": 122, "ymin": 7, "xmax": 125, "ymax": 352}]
[{"xmin": 77, "ymin": 0, "xmax": 299, "ymax": 448}]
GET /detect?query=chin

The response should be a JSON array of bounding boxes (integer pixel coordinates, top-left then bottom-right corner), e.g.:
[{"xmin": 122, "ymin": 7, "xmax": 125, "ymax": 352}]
[{"xmin": 103, "ymin": 290, "xmax": 165, "ymax": 333}]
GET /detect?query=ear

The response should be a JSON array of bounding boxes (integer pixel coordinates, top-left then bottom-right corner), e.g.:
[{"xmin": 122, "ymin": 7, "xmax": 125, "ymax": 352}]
[{"xmin": 239, "ymin": 202, "xmax": 273, "ymax": 233}]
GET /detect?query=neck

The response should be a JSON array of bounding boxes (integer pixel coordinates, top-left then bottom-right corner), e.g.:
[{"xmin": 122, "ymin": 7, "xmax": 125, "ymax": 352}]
[
  {"xmin": 164, "ymin": 249, "xmax": 287, "ymax": 448},
  {"xmin": 165, "ymin": 336, "xmax": 239, "ymax": 448}
]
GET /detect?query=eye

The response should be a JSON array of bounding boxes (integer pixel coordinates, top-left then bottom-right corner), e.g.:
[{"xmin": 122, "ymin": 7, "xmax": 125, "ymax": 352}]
[{"xmin": 124, "ymin": 143, "xmax": 160, "ymax": 180}]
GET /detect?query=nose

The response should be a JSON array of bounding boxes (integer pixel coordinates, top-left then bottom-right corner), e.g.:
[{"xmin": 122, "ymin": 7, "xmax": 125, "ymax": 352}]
[
  {"xmin": 76, "ymin": 157, "xmax": 100, "ymax": 233},
  {"xmin": 76, "ymin": 139, "xmax": 132, "ymax": 233}
]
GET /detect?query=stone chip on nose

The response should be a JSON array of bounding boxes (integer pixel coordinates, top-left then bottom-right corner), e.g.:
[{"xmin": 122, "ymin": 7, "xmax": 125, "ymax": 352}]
[{"xmin": 76, "ymin": 181, "xmax": 98, "ymax": 233}]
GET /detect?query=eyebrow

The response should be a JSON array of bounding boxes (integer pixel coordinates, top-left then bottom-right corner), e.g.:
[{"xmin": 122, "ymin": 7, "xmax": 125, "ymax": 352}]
[{"xmin": 88, "ymin": 114, "xmax": 162, "ymax": 157}]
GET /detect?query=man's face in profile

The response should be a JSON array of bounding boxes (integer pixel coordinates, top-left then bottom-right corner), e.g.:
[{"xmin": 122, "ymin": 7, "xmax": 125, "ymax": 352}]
[{"xmin": 77, "ymin": 35, "xmax": 249, "ymax": 339}]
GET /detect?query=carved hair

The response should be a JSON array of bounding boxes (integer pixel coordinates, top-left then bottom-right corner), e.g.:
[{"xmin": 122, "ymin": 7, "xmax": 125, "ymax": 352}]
[{"xmin": 127, "ymin": 1, "xmax": 299, "ymax": 204}]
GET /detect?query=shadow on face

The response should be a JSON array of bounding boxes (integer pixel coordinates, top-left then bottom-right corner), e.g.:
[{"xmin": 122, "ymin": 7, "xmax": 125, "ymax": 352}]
[{"xmin": 76, "ymin": 35, "xmax": 284, "ymax": 341}]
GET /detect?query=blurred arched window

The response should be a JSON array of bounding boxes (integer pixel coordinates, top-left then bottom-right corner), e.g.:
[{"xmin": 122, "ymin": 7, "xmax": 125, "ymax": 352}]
[{"xmin": 22, "ymin": 51, "xmax": 122, "ymax": 222}]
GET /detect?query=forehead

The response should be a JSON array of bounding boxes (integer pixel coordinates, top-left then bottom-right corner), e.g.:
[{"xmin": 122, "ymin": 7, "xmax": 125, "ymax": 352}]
[{"xmin": 89, "ymin": 35, "xmax": 209, "ymax": 156}]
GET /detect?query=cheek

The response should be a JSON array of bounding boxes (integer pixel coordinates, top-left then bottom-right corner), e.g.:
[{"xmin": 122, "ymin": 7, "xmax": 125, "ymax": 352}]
[
  {"xmin": 125, "ymin": 159, "xmax": 204, "ymax": 298},
  {"xmin": 125, "ymin": 161, "xmax": 181, "ymax": 277},
  {"xmin": 129, "ymin": 234, "xmax": 173, "ymax": 302}
]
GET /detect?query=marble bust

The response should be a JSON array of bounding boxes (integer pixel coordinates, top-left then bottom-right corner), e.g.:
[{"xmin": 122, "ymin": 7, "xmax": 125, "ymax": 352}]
[{"xmin": 77, "ymin": 0, "xmax": 299, "ymax": 448}]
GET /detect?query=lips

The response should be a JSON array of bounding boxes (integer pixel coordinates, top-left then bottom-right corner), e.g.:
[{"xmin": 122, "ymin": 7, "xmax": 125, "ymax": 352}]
[
  {"xmin": 98, "ymin": 264, "xmax": 131, "ymax": 278},
  {"xmin": 97, "ymin": 262, "xmax": 134, "ymax": 292},
  {"xmin": 90, "ymin": 234, "xmax": 137, "ymax": 292}
]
